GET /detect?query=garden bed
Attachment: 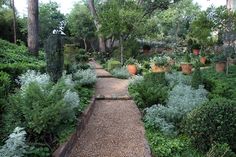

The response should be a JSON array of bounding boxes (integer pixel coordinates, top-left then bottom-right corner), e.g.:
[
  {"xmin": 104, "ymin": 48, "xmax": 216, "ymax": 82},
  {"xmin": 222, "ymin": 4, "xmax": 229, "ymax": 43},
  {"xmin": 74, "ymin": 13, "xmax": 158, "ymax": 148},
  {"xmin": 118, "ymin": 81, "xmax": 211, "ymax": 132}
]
[
  {"xmin": 53, "ymin": 95, "xmax": 96, "ymax": 157},
  {"xmin": 128, "ymin": 68, "xmax": 236, "ymax": 157}
]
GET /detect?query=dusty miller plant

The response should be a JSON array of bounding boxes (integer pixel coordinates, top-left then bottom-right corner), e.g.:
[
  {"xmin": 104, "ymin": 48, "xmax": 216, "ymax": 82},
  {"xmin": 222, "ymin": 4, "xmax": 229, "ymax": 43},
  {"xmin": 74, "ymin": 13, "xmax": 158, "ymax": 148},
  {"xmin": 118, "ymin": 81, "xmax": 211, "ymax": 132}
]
[
  {"xmin": 128, "ymin": 75, "xmax": 144, "ymax": 86},
  {"xmin": 74, "ymin": 69, "xmax": 97, "ymax": 86},
  {"xmin": 62, "ymin": 89, "xmax": 80, "ymax": 118},
  {"xmin": 144, "ymin": 83, "xmax": 208, "ymax": 135},
  {"xmin": 111, "ymin": 67, "xmax": 130, "ymax": 79},
  {"xmin": 17, "ymin": 70, "xmax": 50, "ymax": 90},
  {"xmin": 165, "ymin": 72, "xmax": 191, "ymax": 87},
  {"xmin": 0, "ymin": 127, "xmax": 28, "ymax": 157}
]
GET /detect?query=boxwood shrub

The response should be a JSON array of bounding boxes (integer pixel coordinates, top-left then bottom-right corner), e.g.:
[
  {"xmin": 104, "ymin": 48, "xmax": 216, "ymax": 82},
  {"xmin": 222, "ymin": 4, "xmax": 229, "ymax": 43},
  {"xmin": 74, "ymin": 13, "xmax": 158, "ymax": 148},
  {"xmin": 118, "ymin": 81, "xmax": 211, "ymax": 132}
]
[
  {"xmin": 182, "ymin": 98, "xmax": 236, "ymax": 152},
  {"xmin": 107, "ymin": 60, "xmax": 121, "ymax": 71}
]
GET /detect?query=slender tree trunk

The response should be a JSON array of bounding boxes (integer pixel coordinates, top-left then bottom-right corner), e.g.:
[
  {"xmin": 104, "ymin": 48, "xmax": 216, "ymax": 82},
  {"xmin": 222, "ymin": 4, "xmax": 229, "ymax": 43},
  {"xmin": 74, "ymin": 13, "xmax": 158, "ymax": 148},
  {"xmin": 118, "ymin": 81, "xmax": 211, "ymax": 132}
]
[
  {"xmin": 28, "ymin": 0, "xmax": 39, "ymax": 56},
  {"xmin": 120, "ymin": 35, "xmax": 124, "ymax": 65},
  {"xmin": 83, "ymin": 38, "xmax": 87, "ymax": 51},
  {"xmin": 11, "ymin": 0, "xmax": 17, "ymax": 43},
  {"xmin": 87, "ymin": 0, "xmax": 106, "ymax": 52}
]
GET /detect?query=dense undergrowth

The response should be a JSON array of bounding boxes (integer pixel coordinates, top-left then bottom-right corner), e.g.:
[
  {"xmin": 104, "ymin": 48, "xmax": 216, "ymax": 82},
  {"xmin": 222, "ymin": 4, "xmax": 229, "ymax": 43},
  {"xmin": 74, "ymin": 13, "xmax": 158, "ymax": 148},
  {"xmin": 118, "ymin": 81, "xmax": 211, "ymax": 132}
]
[
  {"xmin": 128, "ymin": 67, "xmax": 236, "ymax": 157},
  {"xmin": 0, "ymin": 39, "xmax": 96, "ymax": 156}
]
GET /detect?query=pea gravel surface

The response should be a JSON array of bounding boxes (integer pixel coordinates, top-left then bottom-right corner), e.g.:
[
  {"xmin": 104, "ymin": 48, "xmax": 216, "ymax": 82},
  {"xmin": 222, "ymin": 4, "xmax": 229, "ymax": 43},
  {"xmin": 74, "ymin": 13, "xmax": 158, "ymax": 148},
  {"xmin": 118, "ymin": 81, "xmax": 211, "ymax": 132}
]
[{"xmin": 70, "ymin": 62, "xmax": 151, "ymax": 157}]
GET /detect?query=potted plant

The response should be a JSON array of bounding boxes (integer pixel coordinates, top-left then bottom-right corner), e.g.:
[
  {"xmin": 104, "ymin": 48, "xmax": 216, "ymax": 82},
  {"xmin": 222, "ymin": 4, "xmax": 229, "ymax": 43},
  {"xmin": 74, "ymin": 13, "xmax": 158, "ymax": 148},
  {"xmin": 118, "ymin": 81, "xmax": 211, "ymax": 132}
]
[
  {"xmin": 199, "ymin": 51, "xmax": 207, "ymax": 64},
  {"xmin": 213, "ymin": 53, "xmax": 227, "ymax": 72},
  {"xmin": 125, "ymin": 58, "xmax": 137, "ymax": 75},
  {"xmin": 181, "ymin": 53, "xmax": 192, "ymax": 74},
  {"xmin": 192, "ymin": 43, "xmax": 201, "ymax": 56},
  {"xmin": 150, "ymin": 56, "xmax": 169, "ymax": 73}
]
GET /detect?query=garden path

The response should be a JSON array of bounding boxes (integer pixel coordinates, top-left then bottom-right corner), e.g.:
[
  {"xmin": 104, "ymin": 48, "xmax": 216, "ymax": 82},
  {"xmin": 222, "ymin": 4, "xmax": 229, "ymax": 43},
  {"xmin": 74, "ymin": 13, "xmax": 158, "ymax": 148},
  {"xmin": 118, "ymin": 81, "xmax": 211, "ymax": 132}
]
[{"xmin": 70, "ymin": 61, "xmax": 151, "ymax": 157}]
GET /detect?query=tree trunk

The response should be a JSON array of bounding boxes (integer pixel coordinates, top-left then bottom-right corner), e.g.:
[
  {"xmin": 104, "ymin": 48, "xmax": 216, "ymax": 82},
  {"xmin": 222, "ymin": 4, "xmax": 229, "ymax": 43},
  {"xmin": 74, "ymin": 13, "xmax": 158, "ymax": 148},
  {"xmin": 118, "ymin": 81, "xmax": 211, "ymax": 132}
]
[
  {"xmin": 28, "ymin": 0, "xmax": 39, "ymax": 56},
  {"xmin": 83, "ymin": 38, "xmax": 87, "ymax": 52},
  {"xmin": 11, "ymin": 0, "xmax": 17, "ymax": 43},
  {"xmin": 87, "ymin": 0, "xmax": 106, "ymax": 52},
  {"xmin": 120, "ymin": 35, "xmax": 124, "ymax": 65}
]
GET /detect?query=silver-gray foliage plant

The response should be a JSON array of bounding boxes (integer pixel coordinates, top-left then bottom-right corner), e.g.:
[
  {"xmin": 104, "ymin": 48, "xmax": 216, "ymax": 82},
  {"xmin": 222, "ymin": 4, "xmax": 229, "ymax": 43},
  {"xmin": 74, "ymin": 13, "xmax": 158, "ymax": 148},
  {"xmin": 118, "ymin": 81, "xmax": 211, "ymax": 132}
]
[
  {"xmin": 17, "ymin": 71, "xmax": 80, "ymax": 120},
  {"xmin": 74, "ymin": 69, "xmax": 97, "ymax": 86},
  {"xmin": 0, "ymin": 127, "xmax": 28, "ymax": 157},
  {"xmin": 111, "ymin": 67, "xmax": 130, "ymax": 79},
  {"xmin": 165, "ymin": 72, "xmax": 191, "ymax": 87},
  {"xmin": 128, "ymin": 75, "xmax": 144, "ymax": 86},
  {"xmin": 144, "ymin": 82, "xmax": 208, "ymax": 135}
]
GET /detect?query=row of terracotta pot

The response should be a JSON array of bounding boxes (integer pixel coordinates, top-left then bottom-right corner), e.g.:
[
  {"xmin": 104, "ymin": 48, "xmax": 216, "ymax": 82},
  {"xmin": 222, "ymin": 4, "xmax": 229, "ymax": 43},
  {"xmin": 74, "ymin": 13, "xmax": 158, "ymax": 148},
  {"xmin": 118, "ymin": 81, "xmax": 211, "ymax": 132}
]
[
  {"xmin": 181, "ymin": 62, "xmax": 226, "ymax": 74},
  {"xmin": 127, "ymin": 59, "xmax": 225, "ymax": 76}
]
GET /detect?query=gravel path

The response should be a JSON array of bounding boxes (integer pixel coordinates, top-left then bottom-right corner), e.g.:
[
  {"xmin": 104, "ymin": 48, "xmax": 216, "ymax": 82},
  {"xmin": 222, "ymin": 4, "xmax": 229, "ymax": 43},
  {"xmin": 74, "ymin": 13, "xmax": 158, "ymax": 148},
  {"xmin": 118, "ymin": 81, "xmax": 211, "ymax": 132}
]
[
  {"xmin": 95, "ymin": 78, "xmax": 129, "ymax": 97},
  {"xmin": 70, "ymin": 63, "xmax": 151, "ymax": 157},
  {"xmin": 89, "ymin": 60, "xmax": 103, "ymax": 69},
  {"xmin": 96, "ymin": 69, "xmax": 112, "ymax": 77}
]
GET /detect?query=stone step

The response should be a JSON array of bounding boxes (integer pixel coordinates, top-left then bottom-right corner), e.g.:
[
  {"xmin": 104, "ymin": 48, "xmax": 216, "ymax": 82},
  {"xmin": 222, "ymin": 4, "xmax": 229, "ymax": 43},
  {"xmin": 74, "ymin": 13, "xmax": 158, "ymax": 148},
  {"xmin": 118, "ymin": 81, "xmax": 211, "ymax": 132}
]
[
  {"xmin": 96, "ymin": 94, "xmax": 132, "ymax": 100},
  {"xmin": 97, "ymin": 75, "xmax": 114, "ymax": 78}
]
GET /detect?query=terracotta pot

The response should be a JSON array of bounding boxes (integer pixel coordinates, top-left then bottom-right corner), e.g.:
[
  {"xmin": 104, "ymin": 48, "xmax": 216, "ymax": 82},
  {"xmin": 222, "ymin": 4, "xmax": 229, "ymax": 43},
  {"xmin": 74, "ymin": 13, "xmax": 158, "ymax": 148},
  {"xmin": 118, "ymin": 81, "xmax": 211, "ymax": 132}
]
[
  {"xmin": 151, "ymin": 65, "xmax": 167, "ymax": 73},
  {"xmin": 200, "ymin": 57, "xmax": 207, "ymax": 64},
  {"xmin": 193, "ymin": 49, "xmax": 200, "ymax": 56},
  {"xmin": 181, "ymin": 63, "xmax": 192, "ymax": 74},
  {"xmin": 215, "ymin": 62, "xmax": 226, "ymax": 72},
  {"xmin": 127, "ymin": 64, "xmax": 137, "ymax": 75}
]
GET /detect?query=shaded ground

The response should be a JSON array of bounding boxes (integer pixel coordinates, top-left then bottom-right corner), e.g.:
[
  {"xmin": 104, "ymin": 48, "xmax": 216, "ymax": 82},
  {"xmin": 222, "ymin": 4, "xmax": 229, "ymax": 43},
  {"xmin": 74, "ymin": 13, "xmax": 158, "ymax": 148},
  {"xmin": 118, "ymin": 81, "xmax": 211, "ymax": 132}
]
[{"xmin": 70, "ymin": 62, "xmax": 151, "ymax": 157}]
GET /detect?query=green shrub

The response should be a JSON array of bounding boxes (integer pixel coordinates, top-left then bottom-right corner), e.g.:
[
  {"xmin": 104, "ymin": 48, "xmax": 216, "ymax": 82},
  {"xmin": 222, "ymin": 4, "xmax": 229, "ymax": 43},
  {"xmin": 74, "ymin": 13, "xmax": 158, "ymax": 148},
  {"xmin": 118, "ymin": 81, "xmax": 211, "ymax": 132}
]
[
  {"xmin": 111, "ymin": 67, "xmax": 130, "ymax": 79},
  {"xmin": 191, "ymin": 66, "xmax": 202, "ymax": 89},
  {"xmin": 0, "ymin": 71, "xmax": 11, "ymax": 113},
  {"xmin": 144, "ymin": 72, "xmax": 167, "ymax": 85},
  {"xmin": 182, "ymin": 98, "xmax": 236, "ymax": 152},
  {"xmin": 78, "ymin": 48, "xmax": 86, "ymax": 55},
  {"xmin": 128, "ymin": 75, "xmax": 169, "ymax": 109},
  {"xmin": 206, "ymin": 143, "xmax": 236, "ymax": 157},
  {"xmin": 0, "ymin": 71, "xmax": 10, "ymax": 98},
  {"xmin": 75, "ymin": 54, "xmax": 89, "ymax": 63},
  {"xmin": 0, "ymin": 39, "xmax": 44, "ymax": 64},
  {"xmin": 2, "ymin": 74, "xmax": 80, "ymax": 148},
  {"xmin": 64, "ymin": 44, "xmax": 79, "ymax": 64},
  {"xmin": 202, "ymin": 66, "xmax": 236, "ymax": 100},
  {"xmin": 107, "ymin": 60, "xmax": 121, "ymax": 71},
  {"xmin": 0, "ymin": 63, "xmax": 45, "ymax": 80},
  {"xmin": 146, "ymin": 128, "xmax": 191, "ymax": 157},
  {"xmin": 0, "ymin": 39, "xmax": 46, "ymax": 81}
]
